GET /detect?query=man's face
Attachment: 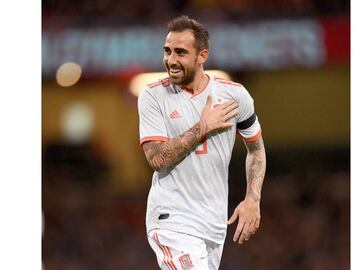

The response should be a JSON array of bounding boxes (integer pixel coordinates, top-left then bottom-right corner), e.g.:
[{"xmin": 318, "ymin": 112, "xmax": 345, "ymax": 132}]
[{"xmin": 163, "ymin": 30, "xmax": 200, "ymax": 86}]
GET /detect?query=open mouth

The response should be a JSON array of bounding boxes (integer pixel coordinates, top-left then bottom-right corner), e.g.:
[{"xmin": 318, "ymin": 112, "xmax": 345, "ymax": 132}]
[{"xmin": 169, "ymin": 66, "xmax": 182, "ymax": 76}]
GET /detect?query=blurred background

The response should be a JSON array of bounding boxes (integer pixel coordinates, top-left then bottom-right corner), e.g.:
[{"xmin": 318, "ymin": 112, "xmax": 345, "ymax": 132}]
[{"xmin": 42, "ymin": 0, "xmax": 350, "ymax": 269}]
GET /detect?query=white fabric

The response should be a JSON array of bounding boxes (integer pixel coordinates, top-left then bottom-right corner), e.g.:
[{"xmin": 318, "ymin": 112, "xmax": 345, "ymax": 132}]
[
  {"xmin": 148, "ymin": 229, "xmax": 224, "ymax": 270},
  {"xmin": 138, "ymin": 74, "xmax": 261, "ymax": 244}
]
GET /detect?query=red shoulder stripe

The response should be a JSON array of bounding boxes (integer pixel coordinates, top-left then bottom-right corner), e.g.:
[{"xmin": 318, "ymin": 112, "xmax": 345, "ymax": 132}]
[
  {"xmin": 214, "ymin": 77, "xmax": 243, "ymax": 87},
  {"xmin": 147, "ymin": 81, "xmax": 162, "ymax": 89},
  {"xmin": 147, "ymin": 77, "xmax": 171, "ymax": 89},
  {"xmin": 214, "ymin": 77, "xmax": 228, "ymax": 81},
  {"xmin": 160, "ymin": 77, "xmax": 171, "ymax": 87}
]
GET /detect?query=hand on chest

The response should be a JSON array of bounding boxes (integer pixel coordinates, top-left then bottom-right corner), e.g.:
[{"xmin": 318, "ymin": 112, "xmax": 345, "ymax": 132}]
[{"xmin": 163, "ymin": 92, "xmax": 235, "ymax": 137}]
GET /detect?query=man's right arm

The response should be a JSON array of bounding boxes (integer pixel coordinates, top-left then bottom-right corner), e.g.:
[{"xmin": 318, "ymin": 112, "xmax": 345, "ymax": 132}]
[
  {"xmin": 142, "ymin": 96, "xmax": 239, "ymax": 171},
  {"xmin": 142, "ymin": 121, "xmax": 205, "ymax": 171}
]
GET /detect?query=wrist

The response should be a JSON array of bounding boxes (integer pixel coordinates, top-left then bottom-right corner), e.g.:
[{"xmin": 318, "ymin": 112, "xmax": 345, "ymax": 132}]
[{"xmin": 245, "ymin": 191, "xmax": 261, "ymax": 203}]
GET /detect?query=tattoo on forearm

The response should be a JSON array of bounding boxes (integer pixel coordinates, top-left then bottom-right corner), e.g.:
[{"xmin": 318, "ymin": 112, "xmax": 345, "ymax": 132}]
[
  {"xmin": 245, "ymin": 136, "xmax": 266, "ymax": 202},
  {"xmin": 246, "ymin": 138, "xmax": 262, "ymax": 152},
  {"xmin": 143, "ymin": 121, "xmax": 206, "ymax": 171}
]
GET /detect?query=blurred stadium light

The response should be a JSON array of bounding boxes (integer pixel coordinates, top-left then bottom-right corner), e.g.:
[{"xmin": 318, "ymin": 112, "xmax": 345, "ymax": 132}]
[
  {"xmin": 60, "ymin": 101, "xmax": 95, "ymax": 144},
  {"xmin": 56, "ymin": 62, "xmax": 82, "ymax": 87}
]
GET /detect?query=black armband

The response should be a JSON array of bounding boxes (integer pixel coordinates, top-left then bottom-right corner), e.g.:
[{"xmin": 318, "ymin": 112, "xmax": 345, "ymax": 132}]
[{"xmin": 237, "ymin": 113, "xmax": 257, "ymax": 130}]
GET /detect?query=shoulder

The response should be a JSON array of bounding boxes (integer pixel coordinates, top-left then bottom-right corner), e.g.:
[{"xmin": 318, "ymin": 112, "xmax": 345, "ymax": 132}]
[
  {"xmin": 141, "ymin": 77, "xmax": 173, "ymax": 98},
  {"xmin": 139, "ymin": 77, "xmax": 172, "ymax": 100},
  {"xmin": 213, "ymin": 76, "xmax": 244, "ymax": 89},
  {"xmin": 138, "ymin": 78, "xmax": 171, "ymax": 106},
  {"xmin": 212, "ymin": 76, "xmax": 250, "ymax": 99}
]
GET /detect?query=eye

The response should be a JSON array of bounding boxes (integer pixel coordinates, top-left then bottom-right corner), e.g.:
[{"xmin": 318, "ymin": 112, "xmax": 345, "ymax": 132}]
[
  {"xmin": 163, "ymin": 48, "xmax": 171, "ymax": 55},
  {"xmin": 175, "ymin": 49, "xmax": 186, "ymax": 56}
]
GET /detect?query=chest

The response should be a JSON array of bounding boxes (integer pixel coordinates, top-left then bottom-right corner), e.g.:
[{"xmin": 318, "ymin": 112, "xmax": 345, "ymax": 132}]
[
  {"xmin": 159, "ymin": 89, "xmax": 237, "ymax": 161},
  {"xmin": 160, "ymin": 93, "xmax": 204, "ymax": 137},
  {"xmin": 159, "ymin": 89, "xmax": 237, "ymax": 137}
]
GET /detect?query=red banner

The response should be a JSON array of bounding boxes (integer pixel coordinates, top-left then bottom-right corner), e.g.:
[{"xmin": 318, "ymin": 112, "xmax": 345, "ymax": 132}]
[{"xmin": 321, "ymin": 16, "xmax": 350, "ymax": 64}]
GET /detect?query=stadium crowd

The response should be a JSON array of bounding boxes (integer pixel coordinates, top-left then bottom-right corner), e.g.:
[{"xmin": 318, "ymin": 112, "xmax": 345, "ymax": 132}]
[{"xmin": 42, "ymin": 146, "xmax": 349, "ymax": 269}]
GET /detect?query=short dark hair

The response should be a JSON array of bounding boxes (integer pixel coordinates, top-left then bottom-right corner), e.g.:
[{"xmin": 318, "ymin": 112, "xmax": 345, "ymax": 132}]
[{"xmin": 167, "ymin": 15, "xmax": 210, "ymax": 52}]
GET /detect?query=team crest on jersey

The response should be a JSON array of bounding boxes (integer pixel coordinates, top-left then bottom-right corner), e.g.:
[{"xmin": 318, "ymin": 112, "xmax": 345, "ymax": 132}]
[{"xmin": 179, "ymin": 254, "xmax": 193, "ymax": 270}]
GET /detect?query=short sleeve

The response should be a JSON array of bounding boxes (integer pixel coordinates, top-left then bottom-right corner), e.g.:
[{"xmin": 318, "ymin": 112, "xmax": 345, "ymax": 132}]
[
  {"xmin": 137, "ymin": 88, "xmax": 168, "ymax": 145},
  {"xmin": 236, "ymin": 86, "xmax": 262, "ymax": 142}
]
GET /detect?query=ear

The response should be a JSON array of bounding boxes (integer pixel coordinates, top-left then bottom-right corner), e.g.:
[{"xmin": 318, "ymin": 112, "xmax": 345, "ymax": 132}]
[{"xmin": 197, "ymin": 49, "xmax": 209, "ymax": 65}]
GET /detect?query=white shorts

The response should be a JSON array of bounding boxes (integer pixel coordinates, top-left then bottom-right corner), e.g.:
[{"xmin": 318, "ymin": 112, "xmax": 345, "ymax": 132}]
[{"xmin": 147, "ymin": 229, "xmax": 224, "ymax": 270}]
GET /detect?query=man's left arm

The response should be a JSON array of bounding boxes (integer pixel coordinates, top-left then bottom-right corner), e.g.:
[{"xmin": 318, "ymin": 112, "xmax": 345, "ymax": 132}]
[{"xmin": 228, "ymin": 134, "xmax": 266, "ymax": 244}]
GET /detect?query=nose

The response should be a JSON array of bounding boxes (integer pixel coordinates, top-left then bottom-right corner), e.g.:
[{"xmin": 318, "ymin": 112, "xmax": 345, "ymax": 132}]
[{"xmin": 167, "ymin": 53, "xmax": 177, "ymax": 66}]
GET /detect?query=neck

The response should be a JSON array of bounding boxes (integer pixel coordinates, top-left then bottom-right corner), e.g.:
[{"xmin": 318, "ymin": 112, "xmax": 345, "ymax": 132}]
[{"xmin": 181, "ymin": 70, "xmax": 209, "ymax": 95}]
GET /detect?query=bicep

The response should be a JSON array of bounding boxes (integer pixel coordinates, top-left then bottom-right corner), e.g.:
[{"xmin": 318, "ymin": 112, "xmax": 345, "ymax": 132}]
[
  {"xmin": 138, "ymin": 89, "xmax": 168, "ymax": 144},
  {"xmin": 235, "ymin": 86, "xmax": 261, "ymax": 141}
]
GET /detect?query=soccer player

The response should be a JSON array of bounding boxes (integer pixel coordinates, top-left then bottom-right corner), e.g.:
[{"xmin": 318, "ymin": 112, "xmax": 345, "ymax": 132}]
[{"xmin": 138, "ymin": 15, "xmax": 266, "ymax": 270}]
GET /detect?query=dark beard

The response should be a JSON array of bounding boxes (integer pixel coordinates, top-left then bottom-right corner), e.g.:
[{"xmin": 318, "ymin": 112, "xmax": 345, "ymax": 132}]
[
  {"xmin": 168, "ymin": 61, "xmax": 197, "ymax": 86},
  {"xmin": 179, "ymin": 68, "xmax": 196, "ymax": 86}
]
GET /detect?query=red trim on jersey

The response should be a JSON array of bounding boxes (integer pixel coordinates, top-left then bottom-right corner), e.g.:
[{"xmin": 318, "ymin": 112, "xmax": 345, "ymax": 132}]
[
  {"xmin": 147, "ymin": 82, "xmax": 162, "ymax": 89},
  {"xmin": 239, "ymin": 128, "xmax": 262, "ymax": 142},
  {"xmin": 147, "ymin": 77, "xmax": 171, "ymax": 89},
  {"xmin": 160, "ymin": 77, "xmax": 171, "ymax": 87},
  {"xmin": 140, "ymin": 136, "xmax": 168, "ymax": 145},
  {"xmin": 181, "ymin": 86, "xmax": 194, "ymax": 95},
  {"xmin": 214, "ymin": 77, "xmax": 243, "ymax": 88},
  {"xmin": 181, "ymin": 74, "xmax": 211, "ymax": 98},
  {"xmin": 153, "ymin": 231, "xmax": 178, "ymax": 270}
]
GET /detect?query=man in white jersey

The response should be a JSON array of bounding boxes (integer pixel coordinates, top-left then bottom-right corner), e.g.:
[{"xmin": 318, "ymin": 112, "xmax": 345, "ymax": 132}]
[{"xmin": 138, "ymin": 15, "xmax": 266, "ymax": 270}]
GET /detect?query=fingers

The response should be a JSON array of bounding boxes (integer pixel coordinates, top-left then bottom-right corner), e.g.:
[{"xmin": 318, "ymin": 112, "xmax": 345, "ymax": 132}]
[
  {"xmin": 215, "ymin": 100, "xmax": 238, "ymax": 121},
  {"xmin": 223, "ymin": 101, "xmax": 239, "ymax": 115},
  {"xmin": 220, "ymin": 122, "xmax": 234, "ymax": 130},
  {"xmin": 239, "ymin": 222, "xmax": 250, "ymax": 244},
  {"xmin": 227, "ymin": 211, "xmax": 237, "ymax": 225},
  {"xmin": 202, "ymin": 98, "xmax": 238, "ymax": 133},
  {"xmin": 248, "ymin": 220, "xmax": 257, "ymax": 235},
  {"xmin": 224, "ymin": 109, "xmax": 239, "ymax": 122},
  {"xmin": 240, "ymin": 218, "xmax": 260, "ymax": 244},
  {"xmin": 205, "ymin": 95, "xmax": 212, "ymax": 108},
  {"xmin": 255, "ymin": 218, "xmax": 261, "ymax": 230},
  {"xmin": 229, "ymin": 200, "xmax": 261, "ymax": 245},
  {"xmin": 217, "ymin": 100, "xmax": 234, "ymax": 109},
  {"xmin": 232, "ymin": 217, "xmax": 260, "ymax": 244},
  {"xmin": 233, "ymin": 218, "xmax": 244, "ymax": 242}
]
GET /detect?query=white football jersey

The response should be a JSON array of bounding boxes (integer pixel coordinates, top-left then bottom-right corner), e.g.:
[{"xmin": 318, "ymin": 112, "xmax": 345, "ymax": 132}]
[{"xmin": 138, "ymin": 74, "xmax": 261, "ymax": 244}]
